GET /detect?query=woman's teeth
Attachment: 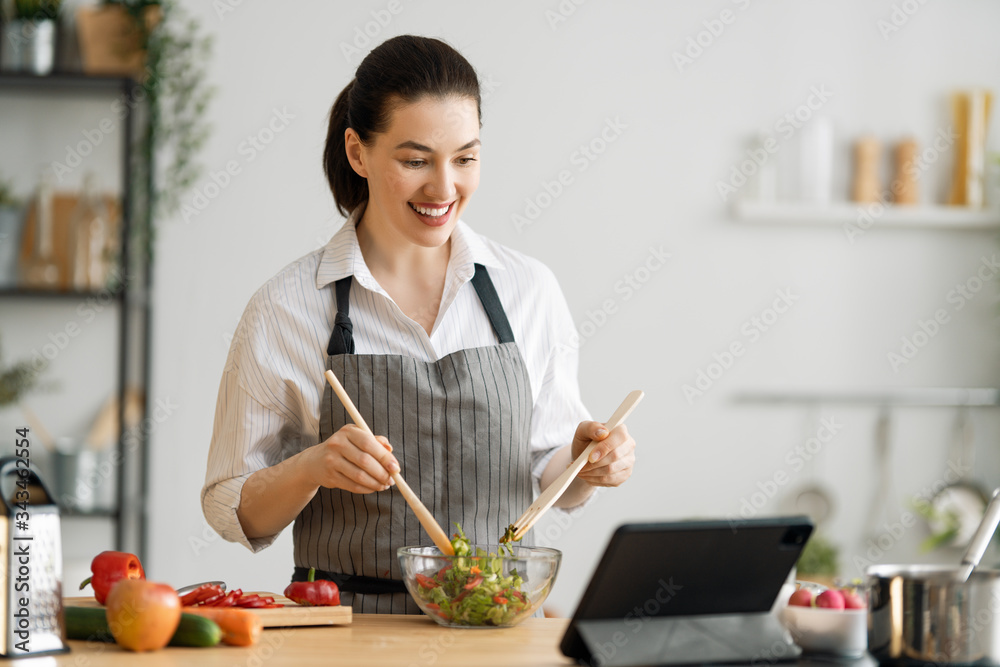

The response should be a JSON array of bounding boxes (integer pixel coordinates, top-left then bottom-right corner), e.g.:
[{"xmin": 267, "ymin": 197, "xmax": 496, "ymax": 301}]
[{"xmin": 410, "ymin": 203, "xmax": 450, "ymax": 217}]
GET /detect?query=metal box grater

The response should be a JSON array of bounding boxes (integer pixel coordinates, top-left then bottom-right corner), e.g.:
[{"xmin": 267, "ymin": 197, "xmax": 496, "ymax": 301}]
[{"xmin": 0, "ymin": 456, "xmax": 68, "ymax": 657}]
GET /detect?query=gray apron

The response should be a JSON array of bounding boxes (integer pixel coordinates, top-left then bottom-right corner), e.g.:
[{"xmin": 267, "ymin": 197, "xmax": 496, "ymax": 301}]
[{"xmin": 289, "ymin": 263, "xmax": 535, "ymax": 614}]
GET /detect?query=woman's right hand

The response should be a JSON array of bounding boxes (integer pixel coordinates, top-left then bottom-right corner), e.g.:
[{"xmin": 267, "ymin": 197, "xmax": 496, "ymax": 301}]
[{"xmin": 302, "ymin": 424, "xmax": 400, "ymax": 493}]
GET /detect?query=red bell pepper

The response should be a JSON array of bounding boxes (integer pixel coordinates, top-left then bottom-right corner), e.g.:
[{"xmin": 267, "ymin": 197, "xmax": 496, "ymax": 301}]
[
  {"xmin": 79, "ymin": 551, "xmax": 146, "ymax": 605},
  {"xmin": 283, "ymin": 568, "xmax": 340, "ymax": 606}
]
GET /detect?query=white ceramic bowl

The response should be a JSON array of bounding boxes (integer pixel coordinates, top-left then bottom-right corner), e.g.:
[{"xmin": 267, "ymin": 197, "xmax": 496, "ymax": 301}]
[{"xmin": 781, "ymin": 604, "xmax": 867, "ymax": 657}]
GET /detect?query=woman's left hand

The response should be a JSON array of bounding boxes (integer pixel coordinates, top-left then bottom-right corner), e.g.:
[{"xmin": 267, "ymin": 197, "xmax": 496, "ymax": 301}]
[{"xmin": 570, "ymin": 421, "xmax": 636, "ymax": 487}]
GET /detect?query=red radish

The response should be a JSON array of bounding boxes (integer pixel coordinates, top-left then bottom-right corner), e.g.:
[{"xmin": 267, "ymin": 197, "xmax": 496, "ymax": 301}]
[
  {"xmin": 841, "ymin": 590, "xmax": 866, "ymax": 609},
  {"xmin": 816, "ymin": 589, "xmax": 845, "ymax": 609},
  {"xmin": 788, "ymin": 589, "xmax": 813, "ymax": 607}
]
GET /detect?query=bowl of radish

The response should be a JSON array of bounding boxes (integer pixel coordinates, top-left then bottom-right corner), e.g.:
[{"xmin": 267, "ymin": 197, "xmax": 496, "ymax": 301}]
[{"xmin": 780, "ymin": 581, "xmax": 867, "ymax": 657}]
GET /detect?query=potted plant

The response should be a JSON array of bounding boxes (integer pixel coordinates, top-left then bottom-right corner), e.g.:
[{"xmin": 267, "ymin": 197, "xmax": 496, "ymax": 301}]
[
  {"xmin": 0, "ymin": 333, "xmax": 45, "ymax": 408},
  {"xmin": 76, "ymin": 0, "xmax": 212, "ymax": 265},
  {"xmin": 0, "ymin": 175, "xmax": 24, "ymax": 289},
  {"xmin": 76, "ymin": 0, "xmax": 159, "ymax": 78},
  {"xmin": 1, "ymin": 0, "xmax": 60, "ymax": 74}
]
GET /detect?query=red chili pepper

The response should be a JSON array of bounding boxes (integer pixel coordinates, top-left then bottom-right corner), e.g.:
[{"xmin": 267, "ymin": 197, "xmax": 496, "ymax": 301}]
[
  {"xmin": 416, "ymin": 573, "xmax": 439, "ymax": 589},
  {"xmin": 78, "ymin": 551, "xmax": 145, "ymax": 605},
  {"xmin": 283, "ymin": 568, "xmax": 340, "ymax": 606},
  {"xmin": 463, "ymin": 576, "xmax": 483, "ymax": 590}
]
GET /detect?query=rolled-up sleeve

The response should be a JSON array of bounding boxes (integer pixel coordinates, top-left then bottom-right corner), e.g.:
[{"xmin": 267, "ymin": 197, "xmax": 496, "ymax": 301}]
[
  {"xmin": 201, "ymin": 297, "xmax": 304, "ymax": 552},
  {"xmin": 527, "ymin": 269, "xmax": 591, "ymax": 508}
]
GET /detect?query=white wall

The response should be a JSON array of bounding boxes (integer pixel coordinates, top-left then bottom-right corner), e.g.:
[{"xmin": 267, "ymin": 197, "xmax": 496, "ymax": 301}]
[{"xmin": 5, "ymin": 0, "xmax": 999, "ymax": 616}]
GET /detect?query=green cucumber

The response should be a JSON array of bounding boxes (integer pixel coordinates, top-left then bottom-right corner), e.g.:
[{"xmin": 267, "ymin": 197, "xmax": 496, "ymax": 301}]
[
  {"xmin": 65, "ymin": 606, "xmax": 114, "ymax": 642},
  {"xmin": 64, "ymin": 606, "xmax": 222, "ymax": 647}
]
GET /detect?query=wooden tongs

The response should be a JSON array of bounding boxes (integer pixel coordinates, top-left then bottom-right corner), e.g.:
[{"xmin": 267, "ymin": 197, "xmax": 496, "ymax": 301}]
[
  {"xmin": 324, "ymin": 369, "xmax": 455, "ymax": 556},
  {"xmin": 504, "ymin": 390, "xmax": 644, "ymax": 543}
]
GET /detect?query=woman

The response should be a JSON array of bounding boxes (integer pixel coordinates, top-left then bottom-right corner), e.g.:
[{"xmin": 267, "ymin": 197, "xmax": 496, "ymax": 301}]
[{"xmin": 202, "ymin": 35, "xmax": 636, "ymax": 614}]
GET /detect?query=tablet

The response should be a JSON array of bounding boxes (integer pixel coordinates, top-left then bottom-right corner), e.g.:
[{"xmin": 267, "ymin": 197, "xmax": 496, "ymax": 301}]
[{"xmin": 560, "ymin": 516, "xmax": 813, "ymax": 666}]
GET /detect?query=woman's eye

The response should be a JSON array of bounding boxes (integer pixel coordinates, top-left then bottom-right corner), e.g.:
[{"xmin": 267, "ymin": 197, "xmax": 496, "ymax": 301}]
[
  {"xmin": 403, "ymin": 159, "xmax": 426, "ymax": 168},
  {"xmin": 457, "ymin": 156, "xmax": 478, "ymax": 166}
]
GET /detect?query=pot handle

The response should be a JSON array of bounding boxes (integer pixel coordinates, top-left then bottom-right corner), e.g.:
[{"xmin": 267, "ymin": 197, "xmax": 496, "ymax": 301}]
[{"xmin": 957, "ymin": 487, "xmax": 1000, "ymax": 581}]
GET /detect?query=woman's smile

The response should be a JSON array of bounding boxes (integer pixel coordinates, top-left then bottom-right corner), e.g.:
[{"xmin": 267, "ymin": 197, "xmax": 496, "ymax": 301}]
[{"xmin": 408, "ymin": 201, "xmax": 455, "ymax": 226}]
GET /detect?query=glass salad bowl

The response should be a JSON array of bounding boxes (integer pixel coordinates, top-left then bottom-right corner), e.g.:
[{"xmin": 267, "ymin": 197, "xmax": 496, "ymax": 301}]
[{"xmin": 398, "ymin": 544, "xmax": 561, "ymax": 628}]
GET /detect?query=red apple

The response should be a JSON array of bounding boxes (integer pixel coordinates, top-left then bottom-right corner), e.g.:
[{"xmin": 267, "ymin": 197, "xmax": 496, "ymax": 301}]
[
  {"xmin": 841, "ymin": 589, "xmax": 865, "ymax": 609},
  {"xmin": 788, "ymin": 588, "xmax": 813, "ymax": 607},
  {"xmin": 816, "ymin": 589, "xmax": 845, "ymax": 609}
]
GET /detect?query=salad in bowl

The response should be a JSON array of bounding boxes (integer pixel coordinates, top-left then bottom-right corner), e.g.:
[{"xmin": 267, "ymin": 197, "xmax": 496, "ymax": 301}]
[{"xmin": 398, "ymin": 525, "xmax": 561, "ymax": 627}]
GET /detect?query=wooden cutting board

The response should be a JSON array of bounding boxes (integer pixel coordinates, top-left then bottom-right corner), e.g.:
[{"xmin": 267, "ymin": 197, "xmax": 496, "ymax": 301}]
[{"xmin": 64, "ymin": 593, "xmax": 352, "ymax": 628}]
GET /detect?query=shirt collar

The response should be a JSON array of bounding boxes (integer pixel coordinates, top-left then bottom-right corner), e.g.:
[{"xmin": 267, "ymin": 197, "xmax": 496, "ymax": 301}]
[{"xmin": 315, "ymin": 205, "xmax": 503, "ymax": 291}]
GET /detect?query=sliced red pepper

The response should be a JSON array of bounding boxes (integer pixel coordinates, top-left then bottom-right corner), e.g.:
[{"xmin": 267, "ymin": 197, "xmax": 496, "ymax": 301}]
[
  {"xmin": 463, "ymin": 576, "xmax": 483, "ymax": 590},
  {"xmin": 425, "ymin": 603, "xmax": 440, "ymax": 610},
  {"xmin": 416, "ymin": 573, "xmax": 440, "ymax": 589},
  {"xmin": 493, "ymin": 595, "xmax": 509, "ymax": 605},
  {"xmin": 234, "ymin": 594, "xmax": 261, "ymax": 606},
  {"xmin": 283, "ymin": 567, "xmax": 341, "ymax": 606},
  {"xmin": 239, "ymin": 598, "xmax": 269, "ymax": 608},
  {"xmin": 180, "ymin": 584, "xmax": 221, "ymax": 606},
  {"xmin": 78, "ymin": 551, "xmax": 145, "ymax": 605},
  {"xmin": 221, "ymin": 591, "xmax": 243, "ymax": 607},
  {"xmin": 509, "ymin": 590, "xmax": 526, "ymax": 603},
  {"xmin": 198, "ymin": 591, "xmax": 226, "ymax": 606}
]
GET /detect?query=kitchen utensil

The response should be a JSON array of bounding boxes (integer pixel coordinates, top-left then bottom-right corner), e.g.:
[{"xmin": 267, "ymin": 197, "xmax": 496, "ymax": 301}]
[
  {"xmin": 892, "ymin": 138, "xmax": 919, "ymax": 205},
  {"xmin": 851, "ymin": 136, "xmax": 881, "ymax": 203},
  {"xmin": 85, "ymin": 388, "xmax": 145, "ymax": 451},
  {"xmin": 66, "ymin": 592, "xmax": 352, "ymax": 628},
  {"xmin": 864, "ymin": 409, "xmax": 898, "ymax": 542},
  {"xmin": 868, "ymin": 492, "xmax": 1000, "ymax": 666},
  {"xmin": 924, "ymin": 408, "xmax": 989, "ymax": 549},
  {"xmin": 19, "ymin": 171, "xmax": 60, "ymax": 289},
  {"xmin": 323, "ymin": 369, "xmax": 454, "ymax": 556},
  {"xmin": 868, "ymin": 564, "xmax": 1000, "ymax": 666},
  {"xmin": 18, "ymin": 404, "xmax": 55, "ymax": 453},
  {"xmin": 398, "ymin": 544, "xmax": 560, "ymax": 627},
  {"xmin": 175, "ymin": 581, "xmax": 226, "ymax": 596},
  {"xmin": 507, "ymin": 390, "xmax": 644, "ymax": 542},
  {"xmin": 956, "ymin": 487, "xmax": 1000, "ymax": 582},
  {"xmin": 0, "ymin": 456, "xmax": 68, "ymax": 656},
  {"xmin": 780, "ymin": 409, "xmax": 834, "ymax": 528}
]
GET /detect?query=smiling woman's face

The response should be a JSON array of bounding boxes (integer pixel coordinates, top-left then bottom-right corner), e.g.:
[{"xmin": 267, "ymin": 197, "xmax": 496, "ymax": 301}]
[{"xmin": 346, "ymin": 95, "xmax": 481, "ymax": 249}]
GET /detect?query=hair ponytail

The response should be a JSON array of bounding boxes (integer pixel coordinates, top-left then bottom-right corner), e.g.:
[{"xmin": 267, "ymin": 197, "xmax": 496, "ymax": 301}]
[
  {"xmin": 322, "ymin": 36, "xmax": 481, "ymax": 217},
  {"xmin": 324, "ymin": 79, "xmax": 367, "ymax": 217}
]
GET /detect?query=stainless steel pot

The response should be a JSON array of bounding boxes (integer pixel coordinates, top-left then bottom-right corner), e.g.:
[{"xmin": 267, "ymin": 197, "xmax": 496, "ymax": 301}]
[{"xmin": 868, "ymin": 565, "xmax": 1000, "ymax": 665}]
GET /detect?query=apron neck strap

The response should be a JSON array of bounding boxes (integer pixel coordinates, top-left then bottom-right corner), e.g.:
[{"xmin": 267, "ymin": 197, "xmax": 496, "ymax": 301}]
[
  {"xmin": 327, "ymin": 277, "xmax": 356, "ymax": 355},
  {"xmin": 470, "ymin": 263, "xmax": 515, "ymax": 345},
  {"xmin": 325, "ymin": 263, "xmax": 516, "ymax": 355}
]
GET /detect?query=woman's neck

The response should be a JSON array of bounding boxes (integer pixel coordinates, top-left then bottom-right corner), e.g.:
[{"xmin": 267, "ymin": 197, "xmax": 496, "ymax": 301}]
[{"xmin": 355, "ymin": 203, "xmax": 451, "ymax": 281}]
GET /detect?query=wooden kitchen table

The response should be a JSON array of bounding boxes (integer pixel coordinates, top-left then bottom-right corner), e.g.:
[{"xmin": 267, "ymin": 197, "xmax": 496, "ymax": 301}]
[{"xmin": 52, "ymin": 614, "xmax": 577, "ymax": 666}]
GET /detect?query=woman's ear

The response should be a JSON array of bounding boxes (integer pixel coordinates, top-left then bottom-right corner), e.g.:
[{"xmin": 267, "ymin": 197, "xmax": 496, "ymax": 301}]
[{"xmin": 345, "ymin": 129, "xmax": 368, "ymax": 179}]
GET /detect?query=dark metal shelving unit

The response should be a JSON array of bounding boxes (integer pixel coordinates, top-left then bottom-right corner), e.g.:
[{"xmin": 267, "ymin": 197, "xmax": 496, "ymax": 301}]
[{"xmin": 0, "ymin": 71, "xmax": 150, "ymax": 561}]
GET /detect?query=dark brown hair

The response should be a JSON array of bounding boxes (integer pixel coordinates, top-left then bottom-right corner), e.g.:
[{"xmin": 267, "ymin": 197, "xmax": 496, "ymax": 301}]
[{"xmin": 323, "ymin": 35, "xmax": 482, "ymax": 217}]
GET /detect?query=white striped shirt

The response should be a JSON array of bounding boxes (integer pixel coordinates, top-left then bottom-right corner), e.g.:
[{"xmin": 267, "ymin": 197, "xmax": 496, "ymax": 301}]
[{"xmin": 201, "ymin": 210, "xmax": 590, "ymax": 551}]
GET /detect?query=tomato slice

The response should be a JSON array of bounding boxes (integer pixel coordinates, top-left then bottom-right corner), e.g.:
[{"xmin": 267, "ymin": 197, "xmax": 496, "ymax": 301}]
[
  {"xmin": 493, "ymin": 595, "xmax": 508, "ymax": 605},
  {"xmin": 463, "ymin": 576, "xmax": 483, "ymax": 590},
  {"xmin": 416, "ymin": 573, "xmax": 440, "ymax": 589}
]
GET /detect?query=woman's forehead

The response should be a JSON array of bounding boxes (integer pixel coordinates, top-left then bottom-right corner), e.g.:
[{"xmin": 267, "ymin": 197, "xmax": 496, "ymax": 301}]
[{"xmin": 379, "ymin": 96, "xmax": 480, "ymax": 149}]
